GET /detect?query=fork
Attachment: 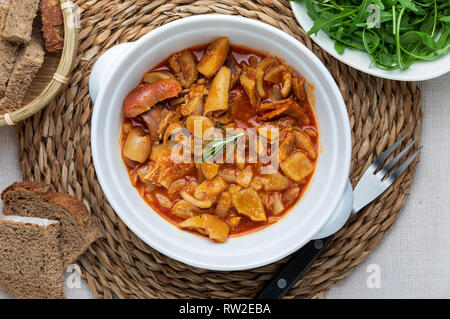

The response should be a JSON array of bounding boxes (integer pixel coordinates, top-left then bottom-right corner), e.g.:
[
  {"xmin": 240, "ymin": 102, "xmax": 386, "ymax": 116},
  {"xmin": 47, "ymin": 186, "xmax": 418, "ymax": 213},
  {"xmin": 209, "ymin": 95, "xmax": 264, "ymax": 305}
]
[{"xmin": 255, "ymin": 134, "xmax": 421, "ymax": 299}]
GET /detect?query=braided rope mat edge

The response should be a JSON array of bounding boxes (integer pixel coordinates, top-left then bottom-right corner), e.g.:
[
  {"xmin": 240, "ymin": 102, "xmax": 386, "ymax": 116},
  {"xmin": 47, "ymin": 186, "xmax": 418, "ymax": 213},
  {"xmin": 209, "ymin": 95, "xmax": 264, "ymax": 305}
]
[{"xmin": 16, "ymin": 0, "xmax": 422, "ymax": 299}]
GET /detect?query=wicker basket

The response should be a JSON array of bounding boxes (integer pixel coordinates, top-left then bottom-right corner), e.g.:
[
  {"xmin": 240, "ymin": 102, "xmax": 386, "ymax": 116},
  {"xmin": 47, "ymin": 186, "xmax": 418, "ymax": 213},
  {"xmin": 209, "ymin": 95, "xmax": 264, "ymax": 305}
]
[{"xmin": 0, "ymin": 0, "xmax": 78, "ymax": 126}]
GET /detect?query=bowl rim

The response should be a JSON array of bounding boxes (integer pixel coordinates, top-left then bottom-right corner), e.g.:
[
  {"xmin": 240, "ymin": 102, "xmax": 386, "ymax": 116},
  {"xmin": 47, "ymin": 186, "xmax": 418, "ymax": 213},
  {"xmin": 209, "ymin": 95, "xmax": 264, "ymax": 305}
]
[
  {"xmin": 91, "ymin": 14, "xmax": 352, "ymax": 270},
  {"xmin": 290, "ymin": 1, "xmax": 450, "ymax": 81}
]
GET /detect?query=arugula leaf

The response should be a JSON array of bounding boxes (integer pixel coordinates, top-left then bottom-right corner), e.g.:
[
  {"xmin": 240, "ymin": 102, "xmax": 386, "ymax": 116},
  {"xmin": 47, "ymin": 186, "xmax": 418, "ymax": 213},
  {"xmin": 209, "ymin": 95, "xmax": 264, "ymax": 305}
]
[
  {"xmin": 401, "ymin": 31, "xmax": 438, "ymax": 50},
  {"xmin": 349, "ymin": 0, "xmax": 369, "ymax": 33},
  {"xmin": 334, "ymin": 40, "xmax": 346, "ymax": 54},
  {"xmin": 307, "ymin": 8, "xmax": 358, "ymax": 35},
  {"xmin": 397, "ymin": 0, "xmax": 419, "ymax": 13}
]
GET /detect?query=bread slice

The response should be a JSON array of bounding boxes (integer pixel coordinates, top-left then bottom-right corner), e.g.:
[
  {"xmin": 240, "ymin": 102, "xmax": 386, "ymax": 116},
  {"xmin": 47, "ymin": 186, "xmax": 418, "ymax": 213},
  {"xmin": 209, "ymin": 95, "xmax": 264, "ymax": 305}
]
[
  {"xmin": 0, "ymin": 33, "xmax": 44, "ymax": 113},
  {"xmin": 41, "ymin": 0, "xmax": 64, "ymax": 52},
  {"xmin": 0, "ymin": 39, "xmax": 18, "ymax": 99},
  {"xmin": 0, "ymin": 0, "xmax": 11, "ymax": 34},
  {"xmin": 1, "ymin": 181, "xmax": 102, "ymax": 268},
  {"xmin": 0, "ymin": 215, "xmax": 65, "ymax": 299},
  {"xmin": 1, "ymin": 0, "xmax": 40, "ymax": 43}
]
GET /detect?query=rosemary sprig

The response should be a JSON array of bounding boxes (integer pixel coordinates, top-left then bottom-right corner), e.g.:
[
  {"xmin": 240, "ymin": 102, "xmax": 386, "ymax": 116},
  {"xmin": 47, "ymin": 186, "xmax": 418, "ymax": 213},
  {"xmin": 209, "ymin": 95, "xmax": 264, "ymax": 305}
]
[{"xmin": 198, "ymin": 123, "xmax": 244, "ymax": 163}]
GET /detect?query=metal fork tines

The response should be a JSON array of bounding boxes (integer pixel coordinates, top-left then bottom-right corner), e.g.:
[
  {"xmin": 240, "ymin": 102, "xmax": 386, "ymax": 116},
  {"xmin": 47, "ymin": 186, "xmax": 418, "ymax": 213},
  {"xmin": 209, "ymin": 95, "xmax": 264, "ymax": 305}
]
[{"xmin": 352, "ymin": 134, "xmax": 422, "ymax": 215}]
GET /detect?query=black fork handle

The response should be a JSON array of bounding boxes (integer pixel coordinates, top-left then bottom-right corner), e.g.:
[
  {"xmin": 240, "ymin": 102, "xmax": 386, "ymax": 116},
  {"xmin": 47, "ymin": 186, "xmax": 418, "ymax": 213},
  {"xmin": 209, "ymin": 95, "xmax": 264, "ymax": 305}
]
[{"xmin": 254, "ymin": 235, "xmax": 334, "ymax": 299}]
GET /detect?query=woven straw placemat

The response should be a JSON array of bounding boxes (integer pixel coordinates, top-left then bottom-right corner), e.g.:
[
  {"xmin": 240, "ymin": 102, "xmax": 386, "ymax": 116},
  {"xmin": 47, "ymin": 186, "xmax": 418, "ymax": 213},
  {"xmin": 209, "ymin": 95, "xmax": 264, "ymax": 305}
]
[{"xmin": 16, "ymin": 0, "xmax": 422, "ymax": 299}]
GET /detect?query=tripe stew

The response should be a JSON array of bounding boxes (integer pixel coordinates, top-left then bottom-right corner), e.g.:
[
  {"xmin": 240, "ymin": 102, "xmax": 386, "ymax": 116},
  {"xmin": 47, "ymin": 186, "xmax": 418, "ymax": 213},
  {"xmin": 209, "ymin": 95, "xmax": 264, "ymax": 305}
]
[{"xmin": 121, "ymin": 37, "xmax": 318, "ymax": 243}]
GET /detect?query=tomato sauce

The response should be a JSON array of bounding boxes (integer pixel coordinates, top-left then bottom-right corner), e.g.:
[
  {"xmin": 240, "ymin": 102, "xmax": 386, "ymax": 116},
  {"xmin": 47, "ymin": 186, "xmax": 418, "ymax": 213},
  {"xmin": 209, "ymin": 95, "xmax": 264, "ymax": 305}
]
[{"xmin": 121, "ymin": 43, "xmax": 318, "ymax": 239}]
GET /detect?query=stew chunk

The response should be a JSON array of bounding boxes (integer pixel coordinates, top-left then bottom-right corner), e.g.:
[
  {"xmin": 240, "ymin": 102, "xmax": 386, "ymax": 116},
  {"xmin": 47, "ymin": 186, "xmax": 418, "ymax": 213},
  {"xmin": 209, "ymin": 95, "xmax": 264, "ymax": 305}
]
[
  {"xmin": 203, "ymin": 66, "xmax": 231, "ymax": 115},
  {"xmin": 197, "ymin": 37, "xmax": 230, "ymax": 78},
  {"xmin": 123, "ymin": 78, "xmax": 182, "ymax": 118},
  {"xmin": 123, "ymin": 127, "xmax": 151, "ymax": 163},
  {"xmin": 179, "ymin": 214, "xmax": 230, "ymax": 243},
  {"xmin": 280, "ymin": 152, "xmax": 314, "ymax": 182},
  {"xmin": 194, "ymin": 176, "xmax": 228, "ymax": 202},
  {"xmin": 229, "ymin": 185, "xmax": 266, "ymax": 222}
]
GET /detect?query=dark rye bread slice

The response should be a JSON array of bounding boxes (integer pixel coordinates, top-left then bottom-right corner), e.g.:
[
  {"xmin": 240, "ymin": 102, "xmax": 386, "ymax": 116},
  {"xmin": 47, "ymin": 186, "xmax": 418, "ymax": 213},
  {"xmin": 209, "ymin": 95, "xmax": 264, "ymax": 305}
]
[
  {"xmin": 1, "ymin": 0, "xmax": 40, "ymax": 43},
  {"xmin": 0, "ymin": 39, "xmax": 18, "ymax": 99},
  {"xmin": 1, "ymin": 181, "xmax": 102, "ymax": 268},
  {"xmin": 0, "ymin": 215, "xmax": 65, "ymax": 299},
  {"xmin": 0, "ymin": 33, "xmax": 44, "ymax": 113}
]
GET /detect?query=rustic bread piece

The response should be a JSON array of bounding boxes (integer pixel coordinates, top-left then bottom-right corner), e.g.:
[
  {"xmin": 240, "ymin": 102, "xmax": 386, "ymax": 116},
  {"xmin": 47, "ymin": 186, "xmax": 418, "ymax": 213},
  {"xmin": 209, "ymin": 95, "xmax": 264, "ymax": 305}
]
[
  {"xmin": 0, "ymin": 0, "xmax": 10, "ymax": 33},
  {"xmin": 41, "ymin": 0, "xmax": 64, "ymax": 52},
  {"xmin": 0, "ymin": 33, "xmax": 44, "ymax": 113},
  {"xmin": 0, "ymin": 39, "xmax": 18, "ymax": 98},
  {"xmin": 1, "ymin": 181, "xmax": 102, "ymax": 268},
  {"xmin": 0, "ymin": 215, "xmax": 65, "ymax": 299},
  {"xmin": 1, "ymin": 0, "xmax": 40, "ymax": 43}
]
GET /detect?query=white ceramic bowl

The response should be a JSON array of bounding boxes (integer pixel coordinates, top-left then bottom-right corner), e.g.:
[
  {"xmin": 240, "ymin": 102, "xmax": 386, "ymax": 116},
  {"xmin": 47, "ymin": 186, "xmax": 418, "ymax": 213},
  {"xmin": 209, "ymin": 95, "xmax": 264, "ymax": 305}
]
[
  {"xmin": 90, "ymin": 15, "xmax": 352, "ymax": 270},
  {"xmin": 290, "ymin": 1, "xmax": 450, "ymax": 81}
]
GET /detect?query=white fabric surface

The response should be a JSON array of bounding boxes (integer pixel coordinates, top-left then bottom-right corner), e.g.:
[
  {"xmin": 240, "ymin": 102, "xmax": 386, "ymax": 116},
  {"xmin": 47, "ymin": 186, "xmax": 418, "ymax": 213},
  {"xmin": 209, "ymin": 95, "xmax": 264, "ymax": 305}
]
[
  {"xmin": 0, "ymin": 73, "xmax": 449, "ymax": 299},
  {"xmin": 326, "ymin": 73, "xmax": 450, "ymax": 299}
]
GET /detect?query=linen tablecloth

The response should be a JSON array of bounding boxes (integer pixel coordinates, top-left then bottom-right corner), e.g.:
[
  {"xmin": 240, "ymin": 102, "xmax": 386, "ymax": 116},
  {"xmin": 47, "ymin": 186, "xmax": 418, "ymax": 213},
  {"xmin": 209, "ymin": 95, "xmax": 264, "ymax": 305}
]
[{"xmin": 1, "ymin": 73, "xmax": 449, "ymax": 299}]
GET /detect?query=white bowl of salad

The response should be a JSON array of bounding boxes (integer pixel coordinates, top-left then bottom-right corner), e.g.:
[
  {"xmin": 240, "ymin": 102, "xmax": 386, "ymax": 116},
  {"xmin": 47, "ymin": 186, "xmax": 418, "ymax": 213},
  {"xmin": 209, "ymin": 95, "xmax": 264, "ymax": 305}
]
[{"xmin": 291, "ymin": 0, "xmax": 450, "ymax": 81}]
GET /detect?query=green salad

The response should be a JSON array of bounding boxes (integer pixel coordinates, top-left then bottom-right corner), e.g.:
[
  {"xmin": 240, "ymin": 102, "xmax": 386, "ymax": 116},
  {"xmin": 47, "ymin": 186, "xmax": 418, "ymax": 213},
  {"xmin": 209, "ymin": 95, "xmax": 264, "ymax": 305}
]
[{"xmin": 296, "ymin": 0, "xmax": 450, "ymax": 70}]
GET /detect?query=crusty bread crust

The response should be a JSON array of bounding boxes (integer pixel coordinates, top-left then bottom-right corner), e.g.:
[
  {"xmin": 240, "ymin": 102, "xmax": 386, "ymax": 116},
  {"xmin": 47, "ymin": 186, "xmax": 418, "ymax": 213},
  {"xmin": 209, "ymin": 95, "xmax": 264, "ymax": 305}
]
[
  {"xmin": 41, "ymin": 0, "xmax": 63, "ymax": 25},
  {"xmin": 41, "ymin": 0, "xmax": 64, "ymax": 52},
  {"xmin": 0, "ymin": 0, "xmax": 11, "ymax": 34},
  {"xmin": 2, "ymin": 180, "xmax": 54, "ymax": 196},
  {"xmin": 1, "ymin": 181, "xmax": 102, "ymax": 266},
  {"xmin": 3, "ymin": 181, "xmax": 92, "ymax": 227}
]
